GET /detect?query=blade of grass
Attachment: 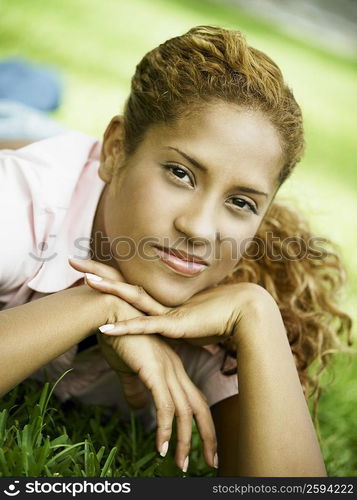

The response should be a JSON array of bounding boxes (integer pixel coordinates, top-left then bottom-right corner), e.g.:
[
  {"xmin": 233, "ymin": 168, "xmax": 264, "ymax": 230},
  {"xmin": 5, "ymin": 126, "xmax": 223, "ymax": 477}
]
[
  {"xmin": 0, "ymin": 409, "xmax": 8, "ymax": 447},
  {"xmin": 0, "ymin": 447, "xmax": 10, "ymax": 476},
  {"xmin": 100, "ymin": 446, "xmax": 117, "ymax": 477},
  {"xmin": 46, "ymin": 441, "xmax": 86, "ymax": 467}
]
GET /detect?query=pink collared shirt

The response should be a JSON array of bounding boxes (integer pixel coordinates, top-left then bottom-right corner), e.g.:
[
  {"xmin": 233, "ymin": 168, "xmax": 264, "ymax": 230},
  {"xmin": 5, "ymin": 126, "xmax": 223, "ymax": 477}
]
[
  {"xmin": 0, "ymin": 131, "xmax": 104, "ymax": 308},
  {"xmin": 0, "ymin": 132, "xmax": 238, "ymax": 424}
]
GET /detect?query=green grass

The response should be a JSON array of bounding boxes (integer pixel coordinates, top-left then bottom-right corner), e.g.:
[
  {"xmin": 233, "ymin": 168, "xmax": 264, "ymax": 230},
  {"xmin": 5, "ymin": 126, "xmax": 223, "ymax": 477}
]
[
  {"xmin": 1, "ymin": 362, "xmax": 356, "ymax": 477},
  {"xmin": 1, "ymin": 0, "xmax": 356, "ymax": 477},
  {"xmin": 313, "ymin": 355, "xmax": 357, "ymax": 477},
  {"xmin": 0, "ymin": 375, "xmax": 213, "ymax": 477}
]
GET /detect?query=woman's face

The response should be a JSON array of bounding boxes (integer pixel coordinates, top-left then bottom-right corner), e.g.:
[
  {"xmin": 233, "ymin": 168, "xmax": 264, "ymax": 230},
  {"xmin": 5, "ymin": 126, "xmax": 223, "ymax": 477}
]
[{"xmin": 96, "ymin": 103, "xmax": 283, "ymax": 306}]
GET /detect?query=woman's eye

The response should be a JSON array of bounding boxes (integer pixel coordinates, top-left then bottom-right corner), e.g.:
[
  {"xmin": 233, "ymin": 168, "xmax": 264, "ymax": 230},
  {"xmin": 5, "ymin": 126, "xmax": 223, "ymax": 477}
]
[
  {"xmin": 171, "ymin": 167, "xmax": 187, "ymax": 179},
  {"xmin": 229, "ymin": 197, "xmax": 258, "ymax": 215},
  {"xmin": 164, "ymin": 164, "xmax": 193, "ymax": 185}
]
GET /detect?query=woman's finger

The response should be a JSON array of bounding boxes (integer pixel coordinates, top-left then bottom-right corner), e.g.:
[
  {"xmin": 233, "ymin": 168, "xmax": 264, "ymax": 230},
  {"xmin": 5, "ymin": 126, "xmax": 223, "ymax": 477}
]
[
  {"xmin": 98, "ymin": 311, "xmax": 224, "ymax": 340},
  {"xmin": 184, "ymin": 384, "xmax": 218, "ymax": 470},
  {"xmin": 163, "ymin": 353, "xmax": 218, "ymax": 471},
  {"xmin": 98, "ymin": 314, "xmax": 181, "ymax": 337},
  {"xmin": 86, "ymin": 275, "xmax": 171, "ymax": 316},
  {"xmin": 165, "ymin": 374, "xmax": 193, "ymax": 472},
  {"xmin": 192, "ymin": 401, "xmax": 218, "ymax": 470},
  {"xmin": 140, "ymin": 370, "xmax": 175, "ymax": 459},
  {"xmin": 141, "ymin": 363, "xmax": 194, "ymax": 472},
  {"xmin": 68, "ymin": 256, "xmax": 124, "ymax": 281}
]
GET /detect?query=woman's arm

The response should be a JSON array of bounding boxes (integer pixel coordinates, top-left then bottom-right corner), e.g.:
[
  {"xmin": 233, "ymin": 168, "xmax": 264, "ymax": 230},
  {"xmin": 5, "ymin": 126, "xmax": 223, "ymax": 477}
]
[
  {"xmin": 94, "ymin": 279, "xmax": 327, "ymax": 476},
  {"xmin": 0, "ymin": 285, "xmax": 113, "ymax": 396},
  {"xmin": 213, "ymin": 289, "xmax": 327, "ymax": 477}
]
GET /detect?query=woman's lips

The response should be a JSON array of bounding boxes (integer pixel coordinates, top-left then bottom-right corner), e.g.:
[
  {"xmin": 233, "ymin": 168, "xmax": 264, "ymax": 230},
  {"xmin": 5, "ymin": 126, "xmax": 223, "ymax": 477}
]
[{"xmin": 153, "ymin": 246, "xmax": 208, "ymax": 276}]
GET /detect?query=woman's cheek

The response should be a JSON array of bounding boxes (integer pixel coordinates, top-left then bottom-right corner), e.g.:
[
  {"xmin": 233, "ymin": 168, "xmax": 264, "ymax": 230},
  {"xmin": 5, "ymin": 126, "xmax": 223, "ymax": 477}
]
[{"xmin": 126, "ymin": 178, "xmax": 175, "ymax": 228}]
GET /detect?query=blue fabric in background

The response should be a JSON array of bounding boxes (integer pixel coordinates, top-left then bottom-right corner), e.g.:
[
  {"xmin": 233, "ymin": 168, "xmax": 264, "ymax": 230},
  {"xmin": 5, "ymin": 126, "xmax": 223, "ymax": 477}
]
[
  {"xmin": 0, "ymin": 58, "xmax": 62, "ymax": 112},
  {"xmin": 0, "ymin": 99, "xmax": 66, "ymax": 140}
]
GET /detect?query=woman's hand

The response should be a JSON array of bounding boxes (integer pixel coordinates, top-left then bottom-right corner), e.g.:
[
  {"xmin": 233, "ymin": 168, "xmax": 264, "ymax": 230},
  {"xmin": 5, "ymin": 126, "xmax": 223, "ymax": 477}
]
[
  {"xmin": 101, "ymin": 332, "xmax": 218, "ymax": 471},
  {"xmin": 68, "ymin": 257, "xmax": 219, "ymax": 471},
  {"xmin": 89, "ymin": 275, "xmax": 272, "ymax": 345},
  {"xmin": 69, "ymin": 257, "xmax": 147, "ymax": 402}
]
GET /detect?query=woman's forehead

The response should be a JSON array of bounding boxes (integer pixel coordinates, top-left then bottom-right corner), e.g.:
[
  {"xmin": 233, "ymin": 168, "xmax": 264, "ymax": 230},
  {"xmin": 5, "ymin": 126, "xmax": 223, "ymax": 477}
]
[{"xmin": 149, "ymin": 104, "xmax": 281, "ymax": 156}]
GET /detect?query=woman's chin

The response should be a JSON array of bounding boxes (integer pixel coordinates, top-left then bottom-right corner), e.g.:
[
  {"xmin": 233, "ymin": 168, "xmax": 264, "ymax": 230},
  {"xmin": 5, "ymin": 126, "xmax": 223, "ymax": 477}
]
[
  {"xmin": 148, "ymin": 287, "xmax": 192, "ymax": 308},
  {"xmin": 117, "ymin": 262, "xmax": 205, "ymax": 307}
]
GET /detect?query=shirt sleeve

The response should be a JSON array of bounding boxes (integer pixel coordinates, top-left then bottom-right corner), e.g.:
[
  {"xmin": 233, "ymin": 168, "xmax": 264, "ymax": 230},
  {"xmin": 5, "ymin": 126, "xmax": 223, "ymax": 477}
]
[{"xmin": 0, "ymin": 149, "xmax": 38, "ymax": 308}]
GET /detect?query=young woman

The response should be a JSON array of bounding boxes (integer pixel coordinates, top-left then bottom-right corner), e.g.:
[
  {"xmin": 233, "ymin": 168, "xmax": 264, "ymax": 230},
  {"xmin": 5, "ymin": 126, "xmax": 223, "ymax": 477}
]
[{"xmin": 0, "ymin": 26, "xmax": 352, "ymax": 477}]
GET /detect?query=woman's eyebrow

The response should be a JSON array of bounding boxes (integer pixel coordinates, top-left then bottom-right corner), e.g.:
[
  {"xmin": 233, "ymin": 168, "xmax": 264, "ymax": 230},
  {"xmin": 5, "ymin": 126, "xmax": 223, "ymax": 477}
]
[{"xmin": 163, "ymin": 146, "xmax": 269, "ymax": 197}]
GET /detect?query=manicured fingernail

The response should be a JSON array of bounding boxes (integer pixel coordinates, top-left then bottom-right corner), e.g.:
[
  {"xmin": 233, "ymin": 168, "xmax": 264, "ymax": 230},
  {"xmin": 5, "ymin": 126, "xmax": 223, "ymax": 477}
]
[
  {"xmin": 182, "ymin": 456, "xmax": 189, "ymax": 473},
  {"xmin": 98, "ymin": 324, "xmax": 115, "ymax": 333},
  {"xmin": 85, "ymin": 273, "xmax": 103, "ymax": 282},
  {"xmin": 160, "ymin": 441, "xmax": 169, "ymax": 457},
  {"xmin": 213, "ymin": 452, "xmax": 219, "ymax": 469}
]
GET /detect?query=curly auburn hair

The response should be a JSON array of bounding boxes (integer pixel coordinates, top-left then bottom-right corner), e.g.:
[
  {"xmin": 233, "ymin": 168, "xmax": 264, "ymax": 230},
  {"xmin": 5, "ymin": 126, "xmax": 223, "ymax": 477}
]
[
  {"xmin": 121, "ymin": 25, "xmax": 354, "ymax": 413},
  {"xmin": 220, "ymin": 200, "xmax": 354, "ymax": 416}
]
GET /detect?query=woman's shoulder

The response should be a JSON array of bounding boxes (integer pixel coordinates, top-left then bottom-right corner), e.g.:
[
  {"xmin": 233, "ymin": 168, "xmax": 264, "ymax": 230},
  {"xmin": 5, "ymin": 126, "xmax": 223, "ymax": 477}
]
[
  {"xmin": 0, "ymin": 131, "xmax": 102, "ymax": 302},
  {"xmin": 0, "ymin": 131, "xmax": 100, "ymax": 174},
  {"xmin": 0, "ymin": 130, "xmax": 101, "ymax": 208}
]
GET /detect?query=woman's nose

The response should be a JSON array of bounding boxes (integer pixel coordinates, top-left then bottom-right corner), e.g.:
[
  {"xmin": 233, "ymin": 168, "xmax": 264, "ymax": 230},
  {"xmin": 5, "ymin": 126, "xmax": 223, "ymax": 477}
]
[{"xmin": 173, "ymin": 202, "xmax": 218, "ymax": 245}]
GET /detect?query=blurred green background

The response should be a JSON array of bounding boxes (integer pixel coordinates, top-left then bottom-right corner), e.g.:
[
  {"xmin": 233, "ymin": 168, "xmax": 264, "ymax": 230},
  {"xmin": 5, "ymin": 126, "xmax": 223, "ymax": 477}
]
[{"xmin": 1, "ymin": 0, "xmax": 356, "ymax": 477}]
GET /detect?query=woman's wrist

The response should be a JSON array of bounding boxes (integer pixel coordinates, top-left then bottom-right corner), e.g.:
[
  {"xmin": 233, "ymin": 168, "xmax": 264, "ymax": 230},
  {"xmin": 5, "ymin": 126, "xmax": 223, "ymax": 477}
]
[
  {"xmin": 61, "ymin": 284, "xmax": 118, "ymax": 340},
  {"xmin": 230, "ymin": 283, "xmax": 283, "ymax": 349},
  {"xmin": 103, "ymin": 291, "xmax": 146, "ymax": 325},
  {"xmin": 61, "ymin": 284, "xmax": 122, "ymax": 339}
]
